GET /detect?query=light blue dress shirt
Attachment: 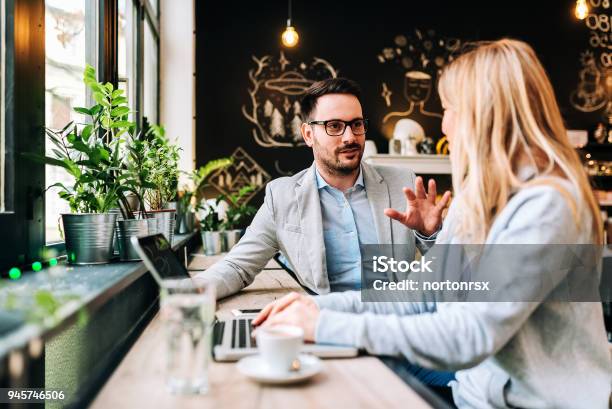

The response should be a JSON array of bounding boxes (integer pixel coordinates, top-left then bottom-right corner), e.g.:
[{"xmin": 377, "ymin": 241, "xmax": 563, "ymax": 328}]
[{"xmin": 315, "ymin": 166, "xmax": 378, "ymax": 292}]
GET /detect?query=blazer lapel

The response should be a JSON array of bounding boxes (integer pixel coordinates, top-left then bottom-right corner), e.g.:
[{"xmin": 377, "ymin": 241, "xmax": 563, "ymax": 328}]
[
  {"xmin": 295, "ymin": 162, "xmax": 329, "ymax": 292},
  {"xmin": 363, "ymin": 163, "xmax": 392, "ymax": 244}
]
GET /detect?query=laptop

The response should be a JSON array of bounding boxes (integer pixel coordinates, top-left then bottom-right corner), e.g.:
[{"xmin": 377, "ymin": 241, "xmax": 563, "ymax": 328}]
[
  {"xmin": 131, "ymin": 233, "xmax": 192, "ymax": 284},
  {"xmin": 132, "ymin": 233, "xmax": 359, "ymax": 362}
]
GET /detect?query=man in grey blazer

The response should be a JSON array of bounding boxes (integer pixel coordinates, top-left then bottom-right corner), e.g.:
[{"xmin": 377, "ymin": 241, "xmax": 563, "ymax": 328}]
[{"xmin": 195, "ymin": 78, "xmax": 450, "ymax": 300}]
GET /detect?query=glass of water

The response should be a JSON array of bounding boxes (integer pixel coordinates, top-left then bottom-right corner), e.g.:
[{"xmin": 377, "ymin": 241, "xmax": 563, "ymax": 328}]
[{"xmin": 160, "ymin": 278, "xmax": 216, "ymax": 394}]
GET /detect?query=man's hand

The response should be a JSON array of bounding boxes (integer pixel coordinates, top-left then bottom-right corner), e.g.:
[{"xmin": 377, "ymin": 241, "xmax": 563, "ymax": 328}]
[
  {"xmin": 252, "ymin": 292, "xmax": 319, "ymax": 342},
  {"xmin": 384, "ymin": 176, "xmax": 451, "ymax": 237}
]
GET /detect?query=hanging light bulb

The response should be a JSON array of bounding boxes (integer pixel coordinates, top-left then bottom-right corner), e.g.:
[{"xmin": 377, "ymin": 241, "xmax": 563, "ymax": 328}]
[
  {"xmin": 281, "ymin": 0, "xmax": 299, "ymax": 48},
  {"xmin": 282, "ymin": 23, "xmax": 299, "ymax": 48},
  {"xmin": 575, "ymin": 0, "xmax": 589, "ymax": 20}
]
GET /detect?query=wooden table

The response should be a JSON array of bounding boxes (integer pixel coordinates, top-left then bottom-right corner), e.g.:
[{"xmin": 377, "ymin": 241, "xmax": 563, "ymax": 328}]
[{"xmin": 91, "ymin": 256, "xmax": 433, "ymax": 409}]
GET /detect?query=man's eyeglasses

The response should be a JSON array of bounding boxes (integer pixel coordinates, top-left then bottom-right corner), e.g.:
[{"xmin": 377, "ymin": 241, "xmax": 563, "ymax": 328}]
[{"xmin": 307, "ymin": 118, "xmax": 369, "ymax": 136}]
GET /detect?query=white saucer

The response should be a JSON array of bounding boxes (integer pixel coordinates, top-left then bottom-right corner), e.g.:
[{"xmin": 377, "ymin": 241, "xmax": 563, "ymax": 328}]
[{"xmin": 237, "ymin": 354, "xmax": 323, "ymax": 384}]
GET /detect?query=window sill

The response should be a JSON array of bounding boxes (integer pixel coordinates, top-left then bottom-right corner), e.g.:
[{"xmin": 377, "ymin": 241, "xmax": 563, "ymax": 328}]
[{"xmin": 0, "ymin": 231, "xmax": 198, "ymax": 359}]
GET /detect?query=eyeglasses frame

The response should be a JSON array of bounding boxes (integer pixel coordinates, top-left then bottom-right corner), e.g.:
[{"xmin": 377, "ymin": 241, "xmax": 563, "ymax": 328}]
[{"xmin": 307, "ymin": 118, "xmax": 369, "ymax": 136}]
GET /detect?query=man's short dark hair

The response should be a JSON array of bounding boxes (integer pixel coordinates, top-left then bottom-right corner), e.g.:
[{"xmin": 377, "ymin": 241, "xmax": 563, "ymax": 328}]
[{"xmin": 300, "ymin": 77, "xmax": 362, "ymax": 121}]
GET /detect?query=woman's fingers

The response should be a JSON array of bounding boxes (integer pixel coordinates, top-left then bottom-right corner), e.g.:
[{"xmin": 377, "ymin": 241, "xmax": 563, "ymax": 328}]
[
  {"xmin": 262, "ymin": 309, "xmax": 289, "ymax": 327},
  {"xmin": 260, "ymin": 303, "xmax": 296, "ymax": 328},
  {"xmin": 253, "ymin": 293, "xmax": 296, "ymax": 325},
  {"xmin": 252, "ymin": 302, "xmax": 274, "ymax": 326},
  {"xmin": 259, "ymin": 299, "xmax": 319, "ymax": 342},
  {"xmin": 265, "ymin": 300, "xmax": 306, "ymax": 326},
  {"xmin": 253, "ymin": 292, "xmax": 301, "ymax": 326},
  {"xmin": 270, "ymin": 292, "xmax": 301, "ymax": 316}
]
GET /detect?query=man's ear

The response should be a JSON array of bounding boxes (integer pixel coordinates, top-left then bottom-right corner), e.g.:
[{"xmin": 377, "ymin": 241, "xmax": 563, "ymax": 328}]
[{"xmin": 301, "ymin": 122, "xmax": 313, "ymax": 147}]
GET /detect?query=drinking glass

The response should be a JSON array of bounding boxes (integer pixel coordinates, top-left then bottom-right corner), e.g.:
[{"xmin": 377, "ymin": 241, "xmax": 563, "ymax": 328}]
[{"xmin": 160, "ymin": 278, "xmax": 216, "ymax": 394}]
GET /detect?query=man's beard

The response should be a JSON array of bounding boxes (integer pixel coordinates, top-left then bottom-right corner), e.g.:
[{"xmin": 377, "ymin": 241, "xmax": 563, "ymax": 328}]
[{"xmin": 315, "ymin": 141, "xmax": 363, "ymax": 175}]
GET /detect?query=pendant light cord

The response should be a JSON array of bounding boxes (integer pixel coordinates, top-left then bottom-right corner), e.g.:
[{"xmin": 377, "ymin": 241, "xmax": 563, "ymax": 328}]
[{"xmin": 287, "ymin": 0, "xmax": 292, "ymax": 26}]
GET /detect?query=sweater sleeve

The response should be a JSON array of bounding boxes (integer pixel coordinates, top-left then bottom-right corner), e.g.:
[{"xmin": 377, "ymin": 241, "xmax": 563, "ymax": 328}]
[
  {"xmin": 315, "ymin": 185, "xmax": 589, "ymax": 371},
  {"xmin": 314, "ymin": 290, "xmax": 436, "ymax": 315}
]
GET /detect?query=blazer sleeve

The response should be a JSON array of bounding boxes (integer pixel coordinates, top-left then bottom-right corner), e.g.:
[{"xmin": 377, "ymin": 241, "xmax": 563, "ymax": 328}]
[
  {"xmin": 193, "ymin": 183, "xmax": 280, "ymax": 299},
  {"xmin": 414, "ymin": 227, "xmax": 440, "ymax": 253}
]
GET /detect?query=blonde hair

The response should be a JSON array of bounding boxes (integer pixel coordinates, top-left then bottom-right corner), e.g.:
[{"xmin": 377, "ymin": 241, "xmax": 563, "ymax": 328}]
[{"xmin": 438, "ymin": 39, "xmax": 602, "ymax": 244}]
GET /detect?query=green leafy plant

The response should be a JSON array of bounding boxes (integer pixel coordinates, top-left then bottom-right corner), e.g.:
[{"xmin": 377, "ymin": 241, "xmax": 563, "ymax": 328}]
[
  {"xmin": 221, "ymin": 186, "xmax": 257, "ymax": 230},
  {"xmin": 179, "ymin": 157, "xmax": 233, "ymax": 213},
  {"xmin": 143, "ymin": 125, "xmax": 181, "ymax": 210},
  {"xmin": 199, "ymin": 197, "xmax": 225, "ymax": 232},
  {"xmin": 24, "ymin": 64, "xmax": 135, "ymax": 218},
  {"xmin": 122, "ymin": 131, "xmax": 156, "ymax": 216},
  {"xmin": 2, "ymin": 288, "xmax": 88, "ymax": 328}
]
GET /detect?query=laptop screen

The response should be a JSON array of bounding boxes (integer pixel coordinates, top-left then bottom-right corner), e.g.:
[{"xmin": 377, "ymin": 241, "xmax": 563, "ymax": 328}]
[{"xmin": 134, "ymin": 234, "xmax": 190, "ymax": 279}]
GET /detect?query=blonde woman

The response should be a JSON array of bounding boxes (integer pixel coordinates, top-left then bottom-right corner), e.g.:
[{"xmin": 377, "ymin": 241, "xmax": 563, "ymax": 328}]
[{"xmin": 253, "ymin": 39, "xmax": 612, "ymax": 408}]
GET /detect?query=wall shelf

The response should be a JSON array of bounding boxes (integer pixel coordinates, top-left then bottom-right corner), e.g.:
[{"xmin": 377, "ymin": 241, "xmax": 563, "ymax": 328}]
[
  {"xmin": 364, "ymin": 154, "xmax": 452, "ymax": 174},
  {"xmin": 578, "ymin": 143, "xmax": 612, "ymax": 151}
]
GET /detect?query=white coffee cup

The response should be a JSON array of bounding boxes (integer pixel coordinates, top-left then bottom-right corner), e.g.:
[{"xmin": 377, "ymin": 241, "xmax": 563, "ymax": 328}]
[{"xmin": 255, "ymin": 325, "xmax": 304, "ymax": 374}]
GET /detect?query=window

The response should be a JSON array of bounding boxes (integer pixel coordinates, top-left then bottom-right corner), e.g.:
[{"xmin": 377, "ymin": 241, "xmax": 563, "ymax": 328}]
[
  {"xmin": 119, "ymin": 0, "xmax": 159, "ymax": 128},
  {"xmin": 44, "ymin": 0, "xmax": 96, "ymax": 243},
  {"xmin": 143, "ymin": 17, "xmax": 158, "ymax": 125},
  {"xmin": 118, "ymin": 0, "xmax": 137, "ymax": 122},
  {"xmin": 0, "ymin": 0, "xmax": 160, "ymax": 268},
  {"xmin": 43, "ymin": 0, "xmax": 160, "ymax": 245},
  {"xmin": 148, "ymin": 0, "xmax": 158, "ymax": 18}
]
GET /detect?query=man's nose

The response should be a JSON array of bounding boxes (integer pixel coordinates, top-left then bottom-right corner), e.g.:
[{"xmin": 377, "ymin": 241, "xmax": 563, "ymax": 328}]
[{"xmin": 341, "ymin": 126, "xmax": 357, "ymax": 144}]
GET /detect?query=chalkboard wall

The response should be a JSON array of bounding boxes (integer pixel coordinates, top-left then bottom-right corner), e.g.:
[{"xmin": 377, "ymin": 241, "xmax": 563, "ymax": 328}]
[{"xmin": 195, "ymin": 0, "xmax": 603, "ymax": 205}]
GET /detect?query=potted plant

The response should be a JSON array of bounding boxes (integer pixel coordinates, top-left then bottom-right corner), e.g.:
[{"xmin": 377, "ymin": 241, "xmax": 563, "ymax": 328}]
[
  {"xmin": 26, "ymin": 65, "xmax": 134, "ymax": 264},
  {"xmin": 220, "ymin": 186, "xmax": 257, "ymax": 251},
  {"xmin": 142, "ymin": 124, "xmax": 181, "ymax": 243},
  {"xmin": 178, "ymin": 158, "xmax": 232, "ymax": 234},
  {"xmin": 178, "ymin": 158, "xmax": 232, "ymax": 254},
  {"xmin": 175, "ymin": 190, "xmax": 195, "ymax": 234},
  {"xmin": 113, "ymin": 130, "xmax": 159, "ymax": 261},
  {"xmin": 199, "ymin": 197, "xmax": 226, "ymax": 255}
]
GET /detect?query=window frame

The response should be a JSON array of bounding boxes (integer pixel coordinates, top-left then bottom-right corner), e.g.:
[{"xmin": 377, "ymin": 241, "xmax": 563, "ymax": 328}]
[
  {"xmin": 137, "ymin": 0, "xmax": 160, "ymax": 130},
  {"xmin": 0, "ymin": 0, "xmax": 45, "ymax": 271},
  {"xmin": 0, "ymin": 0, "xmax": 161, "ymax": 271},
  {"xmin": 0, "ymin": 0, "xmax": 6, "ymax": 214}
]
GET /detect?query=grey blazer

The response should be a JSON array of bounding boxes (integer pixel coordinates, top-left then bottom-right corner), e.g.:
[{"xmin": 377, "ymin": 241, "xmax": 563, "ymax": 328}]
[
  {"xmin": 195, "ymin": 161, "xmax": 433, "ymax": 299},
  {"xmin": 314, "ymin": 178, "xmax": 612, "ymax": 409}
]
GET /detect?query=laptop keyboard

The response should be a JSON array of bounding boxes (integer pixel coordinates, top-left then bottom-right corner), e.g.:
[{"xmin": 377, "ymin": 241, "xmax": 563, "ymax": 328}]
[{"xmin": 231, "ymin": 318, "xmax": 256, "ymax": 349}]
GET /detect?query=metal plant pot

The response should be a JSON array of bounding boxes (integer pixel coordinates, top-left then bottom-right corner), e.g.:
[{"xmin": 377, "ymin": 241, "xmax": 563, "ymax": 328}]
[
  {"xmin": 109, "ymin": 208, "xmax": 123, "ymax": 257},
  {"xmin": 202, "ymin": 230, "xmax": 223, "ymax": 255},
  {"xmin": 146, "ymin": 209, "xmax": 176, "ymax": 243},
  {"xmin": 176, "ymin": 210, "xmax": 196, "ymax": 234},
  {"xmin": 165, "ymin": 202, "xmax": 196, "ymax": 235},
  {"xmin": 116, "ymin": 218, "xmax": 156, "ymax": 261},
  {"xmin": 62, "ymin": 213, "xmax": 117, "ymax": 265},
  {"xmin": 223, "ymin": 229, "xmax": 244, "ymax": 251},
  {"xmin": 170, "ymin": 201, "xmax": 184, "ymax": 234}
]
